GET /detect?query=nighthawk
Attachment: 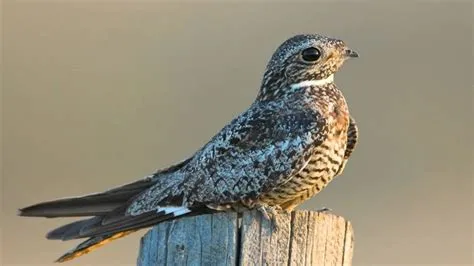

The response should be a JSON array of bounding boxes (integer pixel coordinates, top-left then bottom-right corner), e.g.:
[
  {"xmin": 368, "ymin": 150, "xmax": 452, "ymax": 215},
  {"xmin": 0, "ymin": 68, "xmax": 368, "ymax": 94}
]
[{"xmin": 19, "ymin": 33, "xmax": 359, "ymax": 262}]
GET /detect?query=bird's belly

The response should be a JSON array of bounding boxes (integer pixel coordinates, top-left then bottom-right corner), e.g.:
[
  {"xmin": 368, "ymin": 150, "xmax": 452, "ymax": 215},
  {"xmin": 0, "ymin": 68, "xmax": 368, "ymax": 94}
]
[{"xmin": 259, "ymin": 136, "xmax": 347, "ymax": 208}]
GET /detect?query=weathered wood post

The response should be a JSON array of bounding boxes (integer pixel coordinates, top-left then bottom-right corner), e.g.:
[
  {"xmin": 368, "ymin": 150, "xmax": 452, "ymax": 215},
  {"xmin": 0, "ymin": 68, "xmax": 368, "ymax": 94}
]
[{"xmin": 137, "ymin": 210, "xmax": 354, "ymax": 266}]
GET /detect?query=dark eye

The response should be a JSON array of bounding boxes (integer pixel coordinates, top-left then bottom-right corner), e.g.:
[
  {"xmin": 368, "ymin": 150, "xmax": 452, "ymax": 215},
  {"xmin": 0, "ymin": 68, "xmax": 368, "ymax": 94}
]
[{"xmin": 301, "ymin": 47, "xmax": 321, "ymax": 62}]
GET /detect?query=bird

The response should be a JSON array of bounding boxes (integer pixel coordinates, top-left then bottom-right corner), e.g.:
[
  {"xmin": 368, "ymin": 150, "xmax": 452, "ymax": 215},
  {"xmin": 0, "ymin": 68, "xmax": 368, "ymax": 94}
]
[{"xmin": 18, "ymin": 33, "xmax": 359, "ymax": 263}]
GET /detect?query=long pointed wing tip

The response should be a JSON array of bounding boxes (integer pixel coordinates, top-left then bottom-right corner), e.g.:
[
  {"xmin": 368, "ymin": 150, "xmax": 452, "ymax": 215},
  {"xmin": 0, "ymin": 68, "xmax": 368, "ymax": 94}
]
[
  {"xmin": 17, "ymin": 208, "xmax": 26, "ymax": 216},
  {"xmin": 17, "ymin": 206, "xmax": 42, "ymax": 217}
]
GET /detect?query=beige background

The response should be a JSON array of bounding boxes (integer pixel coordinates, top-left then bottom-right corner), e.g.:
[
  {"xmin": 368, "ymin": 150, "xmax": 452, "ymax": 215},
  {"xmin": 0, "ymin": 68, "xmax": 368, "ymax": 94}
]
[{"xmin": 2, "ymin": 1, "xmax": 473, "ymax": 265}]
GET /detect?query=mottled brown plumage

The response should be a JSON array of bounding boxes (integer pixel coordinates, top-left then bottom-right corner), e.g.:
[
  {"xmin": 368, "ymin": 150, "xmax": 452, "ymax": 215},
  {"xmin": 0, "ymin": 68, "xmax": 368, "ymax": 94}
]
[
  {"xmin": 260, "ymin": 83, "xmax": 353, "ymax": 211},
  {"xmin": 18, "ymin": 33, "xmax": 359, "ymax": 262}
]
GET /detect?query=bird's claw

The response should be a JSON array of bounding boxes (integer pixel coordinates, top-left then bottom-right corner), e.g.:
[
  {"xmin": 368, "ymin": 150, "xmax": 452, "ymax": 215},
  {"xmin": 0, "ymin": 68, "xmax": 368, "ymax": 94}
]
[
  {"xmin": 256, "ymin": 204, "xmax": 283, "ymax": 231},
  {"xmin": 316, "ymin": 206, "xmax": 332, "ymax": 212}
]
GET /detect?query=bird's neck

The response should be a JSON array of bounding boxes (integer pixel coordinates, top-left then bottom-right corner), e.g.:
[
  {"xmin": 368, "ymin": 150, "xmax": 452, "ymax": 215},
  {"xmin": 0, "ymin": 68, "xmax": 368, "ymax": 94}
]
[
  {"xmin": 257, "ymin": 72, "xmax": 336, "ymax": 102},
  {"xmin": 289, "ymin": 74, "xmax": 334, "ymax": 90}
]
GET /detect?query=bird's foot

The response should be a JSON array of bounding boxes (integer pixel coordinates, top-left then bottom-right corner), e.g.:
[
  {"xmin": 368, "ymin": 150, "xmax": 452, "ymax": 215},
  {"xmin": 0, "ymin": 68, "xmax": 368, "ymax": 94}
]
[
  {"xmin": 316, "ymin": 206, "xmax": 333, "ymax": 213},
  {"xmin": 257, "ymin": 204, "xmax": 282, "ymax": 220},
  {"xmin": 256, "ymin": 204, "xmax": 283, "ymax": 231}
]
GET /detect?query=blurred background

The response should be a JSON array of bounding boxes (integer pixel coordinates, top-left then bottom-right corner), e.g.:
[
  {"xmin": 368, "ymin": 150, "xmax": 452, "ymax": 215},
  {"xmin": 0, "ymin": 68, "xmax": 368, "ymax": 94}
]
[{"xmin": 2, "ymin": 1, "xmax": 472, "ymax": 265}]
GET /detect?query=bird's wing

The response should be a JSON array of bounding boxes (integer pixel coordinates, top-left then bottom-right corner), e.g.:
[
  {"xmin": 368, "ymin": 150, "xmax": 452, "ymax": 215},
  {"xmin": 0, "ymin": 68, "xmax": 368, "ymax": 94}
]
[
  {"xmin": 344, "ymin": 116, "xmax": 358, "ymax": 160},
  {"xmin": 18, "ymin": 157, "xmax": 192, "ymax": 218},
  {"xmin": 127, "ymin": 100, "xmax": 328, "ymax": 215},
  {"xmin": 18, "ymin": 157, "xmax": 195, "ymax": 262},
  {"xmin": 335, "ymin": 116, "xmax": 358, "ymax": 176},
  {"xmin": 19, "ymin": 99, "xmax": 328, "ymax": 263}
]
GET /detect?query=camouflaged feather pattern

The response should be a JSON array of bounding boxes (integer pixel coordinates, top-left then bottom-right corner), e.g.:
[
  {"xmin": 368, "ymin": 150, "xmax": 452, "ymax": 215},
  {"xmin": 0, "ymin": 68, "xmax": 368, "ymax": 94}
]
[{"xmin": 127, "ymin": 89, "xmax": 328, "ymax": 216}]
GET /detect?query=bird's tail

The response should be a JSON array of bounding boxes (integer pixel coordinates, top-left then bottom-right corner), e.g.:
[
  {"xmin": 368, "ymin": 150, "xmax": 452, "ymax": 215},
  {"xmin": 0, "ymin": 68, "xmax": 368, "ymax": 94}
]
[
  {"xmin": 55, "ymin": 230, "xmax": 137, "ymax": 263},
  {"xmin": 17, "ymin": 159, "xmax": 199, "ymax": 262}
]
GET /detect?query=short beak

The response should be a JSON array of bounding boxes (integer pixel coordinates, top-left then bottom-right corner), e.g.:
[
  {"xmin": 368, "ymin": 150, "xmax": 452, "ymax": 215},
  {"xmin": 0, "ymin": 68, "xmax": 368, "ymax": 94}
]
[{"xmin": 344, "ymin": 49, "xmax": 359, "ymax": 58}]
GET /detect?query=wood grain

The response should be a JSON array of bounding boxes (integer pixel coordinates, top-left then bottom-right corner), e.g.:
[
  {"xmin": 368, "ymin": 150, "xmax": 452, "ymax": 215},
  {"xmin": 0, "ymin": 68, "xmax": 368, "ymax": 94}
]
[{"xmin": 138, "ymin": 210, "xmax": 353, "ymax": 266}]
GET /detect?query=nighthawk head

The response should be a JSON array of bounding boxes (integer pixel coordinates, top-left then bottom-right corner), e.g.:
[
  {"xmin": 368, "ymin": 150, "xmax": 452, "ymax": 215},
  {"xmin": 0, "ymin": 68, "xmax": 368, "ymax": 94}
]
[{"xmin": 258, "ymin": 34, "xmax": 358, "ymax": 100}]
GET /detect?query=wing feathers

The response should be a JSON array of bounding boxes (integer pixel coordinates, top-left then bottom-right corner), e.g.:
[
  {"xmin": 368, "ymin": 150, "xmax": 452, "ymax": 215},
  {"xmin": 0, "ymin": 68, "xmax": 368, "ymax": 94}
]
[
  {"xmin": 157, "ymin": 206, "xmax": 191, "ymax": 216},
  {"xmin": 18, "ymin": 179, "xmax": 154, "ymax": 218},
  {"xmin": 19, "ymin": 158, "xmax": 195, "ymax": 262},
  {"xmin": 19, "ymin": 158, "xmax": 193, "ymax": 218},
  {"xmin": 127, "ymin": 100, "xmax": 326, "ymax": 216}
]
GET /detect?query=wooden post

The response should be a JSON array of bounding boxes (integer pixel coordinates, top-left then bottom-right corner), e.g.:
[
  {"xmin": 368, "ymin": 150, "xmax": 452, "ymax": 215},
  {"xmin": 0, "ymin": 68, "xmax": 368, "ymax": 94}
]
[{"xmin": 137, "ymin": 210, "xmax": 354, "ymax": 266}]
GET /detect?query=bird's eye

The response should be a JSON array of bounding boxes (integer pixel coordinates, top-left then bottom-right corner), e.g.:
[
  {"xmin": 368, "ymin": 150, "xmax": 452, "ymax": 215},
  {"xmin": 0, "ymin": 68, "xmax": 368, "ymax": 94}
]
[{"xmin": 301, "ymin": 47, "xmax": 321, "ymax": 62}]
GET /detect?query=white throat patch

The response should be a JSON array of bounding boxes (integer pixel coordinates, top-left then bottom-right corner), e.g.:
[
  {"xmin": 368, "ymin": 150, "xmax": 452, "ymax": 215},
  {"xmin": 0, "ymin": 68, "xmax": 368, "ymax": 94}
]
[{"xmin": 290, "ymin": 74, "xmax": 334, "ymax": 89}]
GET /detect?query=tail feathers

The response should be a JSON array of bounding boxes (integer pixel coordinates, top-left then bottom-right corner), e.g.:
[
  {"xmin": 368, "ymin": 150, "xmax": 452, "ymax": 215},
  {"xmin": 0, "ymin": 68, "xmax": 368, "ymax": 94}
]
[
  {"xmin": 47, "ymin": 217, "xmax": 101, "ymax": 240},
  {"xmin": 55, "ymin": 230, "xmax": 137, "ymax": 263},
  {"xmin": 47, "ymin": 211, "xmax": 173, "ymax": 240},
  {"xmin": 18, "ymin": 158, "xmax": 200, "ymax": 262},
  {"xmin": 51, "ymin": 206, "xmax": 196, "ymax": 262}
]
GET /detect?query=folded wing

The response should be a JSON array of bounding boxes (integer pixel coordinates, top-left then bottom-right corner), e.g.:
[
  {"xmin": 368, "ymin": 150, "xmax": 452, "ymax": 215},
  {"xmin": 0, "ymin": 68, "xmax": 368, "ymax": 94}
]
[{"xmin": 127, "ymin": 99, "xmax": 327, "ymax": 215}]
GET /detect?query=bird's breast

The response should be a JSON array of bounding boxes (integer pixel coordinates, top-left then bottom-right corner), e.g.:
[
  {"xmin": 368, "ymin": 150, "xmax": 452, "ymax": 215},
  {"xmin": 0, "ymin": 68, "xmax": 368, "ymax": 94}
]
[{"xmin": 256, "ymin": 85, "xmax": 351, "ymax": 208}]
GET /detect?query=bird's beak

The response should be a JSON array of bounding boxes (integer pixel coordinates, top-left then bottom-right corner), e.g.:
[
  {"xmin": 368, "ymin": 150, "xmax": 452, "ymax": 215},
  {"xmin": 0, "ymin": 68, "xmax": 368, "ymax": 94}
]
[{"xmin": 344, "ymin": 49, "xmax": 359, "ymax": 59}]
